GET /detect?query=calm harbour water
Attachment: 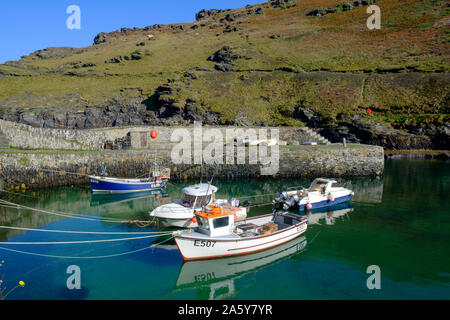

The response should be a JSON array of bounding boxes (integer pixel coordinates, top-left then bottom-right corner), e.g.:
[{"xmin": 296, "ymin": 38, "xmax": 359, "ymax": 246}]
[{"xmin": 0, "ymin": 159, "xmax": 449, "ymax": 300}]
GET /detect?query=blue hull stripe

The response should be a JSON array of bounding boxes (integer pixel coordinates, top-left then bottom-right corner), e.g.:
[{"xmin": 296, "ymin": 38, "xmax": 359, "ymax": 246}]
[
  {"xmin": 90, "ymin": 179, "xmax": 163, "ymax": 193},
  {"xmin": 300, "ymin": 195, "xmax": 352, "ymax": 211}
]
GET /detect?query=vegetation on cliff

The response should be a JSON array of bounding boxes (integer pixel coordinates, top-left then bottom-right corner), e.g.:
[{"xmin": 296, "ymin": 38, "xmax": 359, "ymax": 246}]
[{"xmin": 0, "ymin": 0, "xmax": 448, "ymax": 149}]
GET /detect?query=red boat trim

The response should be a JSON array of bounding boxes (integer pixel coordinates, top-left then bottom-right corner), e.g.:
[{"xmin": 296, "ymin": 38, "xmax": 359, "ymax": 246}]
[{"xmin": 176, "ymin": 233, "xmax": 305, "ymax": 261}]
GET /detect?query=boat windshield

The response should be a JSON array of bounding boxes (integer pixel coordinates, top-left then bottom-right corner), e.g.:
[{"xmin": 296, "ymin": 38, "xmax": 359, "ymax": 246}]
[
  {"xmin": 309, "ymin": 181, "xmax": 328, "ymax": 192},
  {"xmin": 180, "ymin": 193, "xmax": 211, "ymax": 208}
]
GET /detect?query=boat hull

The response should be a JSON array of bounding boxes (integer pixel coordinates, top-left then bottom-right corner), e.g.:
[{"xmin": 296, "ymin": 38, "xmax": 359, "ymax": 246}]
[
  {"xmin": 151, "ymin": 203, "xmax": 247, "ymax": 228},
  {"xmin": 174, "ymin": 215, "xmax": 307, "ymax": 261},
  {"xmin": 89, "ymin": 176, "xmax": 164, "ymax": 194},
  {"xmin": 299, "ymin": 193, "xmax": 353, "ymax": 211}
]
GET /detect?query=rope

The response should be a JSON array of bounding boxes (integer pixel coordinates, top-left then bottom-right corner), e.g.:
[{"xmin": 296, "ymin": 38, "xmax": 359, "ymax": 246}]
[
  {"xmin": 238, "ymin": 192, "xmax": 280, "ymax": 199},
  {"xmin": 0, "ymin": 232, "xmax": 174, "ymax": 245},
  {"xmin": 0, "ymin": 245, "xmax": 153, "ymax": 260},
  {"xmin": 0, "ymin": 199, "xmax": 150, "ymax": 224},
  {"xmin": 150, "ymin": 235, "xmax": 175, "ymax": 250},
  {"xmin": 0, "ymin": 225, "xmax": 167, "ymax": 235}
]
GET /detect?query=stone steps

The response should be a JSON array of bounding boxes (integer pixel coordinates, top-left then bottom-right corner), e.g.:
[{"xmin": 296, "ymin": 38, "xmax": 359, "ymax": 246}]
[{"xmin": 299, "ymin": 127, "xmax": 331, "ymax": 145}]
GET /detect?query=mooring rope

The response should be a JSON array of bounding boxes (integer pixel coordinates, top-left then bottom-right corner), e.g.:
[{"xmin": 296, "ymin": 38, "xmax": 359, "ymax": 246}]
[
  {"xmin": 0, "ymin": 245, "xmax": 153, "ymax": 260},
  {"xmin": 0, "ymin": 199, "xmax": 125, "ymax": 223},
  {"xmin": 0, "ymin": 232, "xmax": 174, "ymax": 245},
  {"xmin": 150, "ymin": 235, "xmax": 175, "ymax": 251},
  {"xmin": 0, "ymin": 225, "xmax": 167, "ymax": 235},
  {"xmin": 0, "ymin": 199, "xmax": 152, "ymax": 224}
]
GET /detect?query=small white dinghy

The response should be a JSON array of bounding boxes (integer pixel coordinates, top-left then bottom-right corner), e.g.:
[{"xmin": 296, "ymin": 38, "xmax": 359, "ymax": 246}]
[
  {"xmin": 173, "ymin": 206, "xmax": 308, "ymax": 261},
  {"xmin": 150, "ymin": 183, "xmax": 247, "ymax": 228}
]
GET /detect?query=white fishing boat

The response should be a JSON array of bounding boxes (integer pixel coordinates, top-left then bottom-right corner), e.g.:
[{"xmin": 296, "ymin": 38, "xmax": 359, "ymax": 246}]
[
  {"xmin": 175, "ymin": 236, "xmax": 307, "ymax": 299},
  {"xmin": 150, "ymin": 183, "xmax": 247, "ymax": 228},
  {"xmin": 273, "ymin": 178, "xmax": 354, "ymax": 211},
  {"xmin": 173, "ymin": 206, "xmax": 308, "ymax": 261}
]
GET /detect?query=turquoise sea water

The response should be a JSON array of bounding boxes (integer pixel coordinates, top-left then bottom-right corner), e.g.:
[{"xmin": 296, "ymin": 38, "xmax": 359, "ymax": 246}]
[{"xmin": 0, "ymin": 159, "xmax": 448, "ymax": 300}]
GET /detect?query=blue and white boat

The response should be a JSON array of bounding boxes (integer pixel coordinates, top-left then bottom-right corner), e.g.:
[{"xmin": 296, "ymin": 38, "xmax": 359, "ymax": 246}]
[
  {"xmin": 273, "ymin": 178, "xmax": 354, "ymax": 212},
  {"xmin": 89, "ymin": 176, "xmax": 165, "ymax": 194},
  {"xmin": 89, "ymin": 168, "xmax": 170, "ymax": 194}
]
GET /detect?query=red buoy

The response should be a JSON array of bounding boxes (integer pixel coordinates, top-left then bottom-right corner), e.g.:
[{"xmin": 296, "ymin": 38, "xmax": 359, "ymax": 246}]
[
  {"xmin": 366, "ymin": 109, "xmax": 372, "ymax": 115},
  {"xmin": 191, "ymin": 217, "xmax": 197, "ymax": 224},
  {"xmin": 151, "ymin": 130, "xmax": 158, "ymax": 139}
]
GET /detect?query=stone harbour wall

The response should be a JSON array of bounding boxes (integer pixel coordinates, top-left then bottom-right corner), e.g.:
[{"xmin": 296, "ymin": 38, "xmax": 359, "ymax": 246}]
[
  {"xmin": 0, "ymin": 119, "xmax": 330, "ymax": 151},
  {"xmin": 0, "ymin": 144, "xmax": 384, "ymax": 190}
]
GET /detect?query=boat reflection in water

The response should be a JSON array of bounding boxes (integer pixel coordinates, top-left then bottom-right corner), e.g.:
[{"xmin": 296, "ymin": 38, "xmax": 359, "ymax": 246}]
[
  {"xmin": 90, "ymin": 189, "xmax": 169, "ymax": 207},
  {"xmin": 174, "ymin": 236, "xmax": 307, "ymax": 300},
  {"xmin": 348, "ymin": 177, "xmax": 384, "ymax": 204},
  {"xmin": 302, "ymin": 202, "xmax": 353, "ymax": 225}
]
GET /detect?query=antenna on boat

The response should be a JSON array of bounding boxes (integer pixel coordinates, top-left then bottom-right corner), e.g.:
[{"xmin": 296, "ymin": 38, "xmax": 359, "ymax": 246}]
[{"xmin": 203, "ymin": 167, "xmax": 217, "ymax": 209}]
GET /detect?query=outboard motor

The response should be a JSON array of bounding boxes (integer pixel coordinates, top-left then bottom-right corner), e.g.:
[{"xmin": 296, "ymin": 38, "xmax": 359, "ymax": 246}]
[
  {"xmin": 274, "ymin": 192, "xmax": 301, "ymax": 211},
  {"xmin": 273, "ymin": 192, "xmax": 289, "ymax": 209},
  {"xmin": 100, "ymin": 164, "xmax": 108, "ymax": 177},
  {"xmin": 284, "ymin": 194, "xmax": 300, "ymax": 211}
]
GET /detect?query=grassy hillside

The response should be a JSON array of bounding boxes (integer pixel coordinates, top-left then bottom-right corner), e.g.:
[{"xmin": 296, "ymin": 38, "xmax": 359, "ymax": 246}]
[{"xmin": 0, "ymin": 0, "xmax": 449, "ymax": 148}]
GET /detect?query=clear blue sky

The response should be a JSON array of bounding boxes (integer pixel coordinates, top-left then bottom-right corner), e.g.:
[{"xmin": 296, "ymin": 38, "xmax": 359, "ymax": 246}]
[{"xmin": 0, "ymin": 0, "xmax": 262, "ymax": 63}]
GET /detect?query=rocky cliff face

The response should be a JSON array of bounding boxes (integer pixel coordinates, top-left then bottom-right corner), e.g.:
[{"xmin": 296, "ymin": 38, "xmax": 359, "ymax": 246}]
[{"xmin": 0, "ymin": 0, "xmax": 448, "ymax": 150}]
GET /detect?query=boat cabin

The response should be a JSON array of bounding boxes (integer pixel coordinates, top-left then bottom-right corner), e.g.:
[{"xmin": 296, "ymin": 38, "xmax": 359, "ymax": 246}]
[
  {"xmin": 195, "ymin": 205, "xmax": 240, "ymax": 237},
  {"xmin": 308, "ymin": 179, "xmax": 341, "ymax": 194},
  {"xmin": 180, "ymin": 184, "xmax": 218, "ymax": 209}
]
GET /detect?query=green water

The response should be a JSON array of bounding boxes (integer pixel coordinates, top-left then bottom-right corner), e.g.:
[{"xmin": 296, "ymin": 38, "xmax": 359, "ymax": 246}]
[{"xmin": 0, "ymin": 159, "xmax": 448, "ymax": 300}]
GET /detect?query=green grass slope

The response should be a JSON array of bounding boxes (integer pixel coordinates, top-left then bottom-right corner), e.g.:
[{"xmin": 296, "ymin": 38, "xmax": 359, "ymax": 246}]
[{"xmin": 0, "ymin": 0, "xmax": 448, "ymax": 149}]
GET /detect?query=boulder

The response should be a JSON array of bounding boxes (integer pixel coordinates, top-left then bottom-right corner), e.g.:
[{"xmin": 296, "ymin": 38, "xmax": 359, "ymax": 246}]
[
  {"xmin": 214, "ymin": 63, "xmax": 233, "ymax": 72},
  {"xmin": 195, "ymin": 9, "xmax": 225, "ymax": 21},
  {"xmin": 93, "ymin": 32, "xmax": 108, "ymax": 45},
  {"xmin": 207, "ymin": 46, "xmax": 241, "ymax": 64}
]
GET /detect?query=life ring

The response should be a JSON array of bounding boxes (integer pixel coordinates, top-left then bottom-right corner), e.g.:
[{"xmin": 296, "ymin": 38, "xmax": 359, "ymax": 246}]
[{"xmin": 161, "ymin": 169, "xmax": 169, "ymax": 177}]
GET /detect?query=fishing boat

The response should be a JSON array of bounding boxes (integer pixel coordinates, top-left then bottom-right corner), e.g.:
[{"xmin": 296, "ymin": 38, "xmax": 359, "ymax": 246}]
[
  {"xmin": 273, "ymin": 178, "xmax": 354, "ymax": 212},
  {"xmin": 89, "ymin": 168, "xmax": 170, "ymax": 194},
  {"xmin": 150, "ymin": 183, "xmax": 247, "ymax": 228},
  {"xmin": 172, "ymin": 206, "xmax": 308, "ymax": 261}
]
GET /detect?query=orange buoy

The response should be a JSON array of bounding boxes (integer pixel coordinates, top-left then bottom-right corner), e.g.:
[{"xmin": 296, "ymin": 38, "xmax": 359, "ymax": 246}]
[{"xmin": 151, "ymin": 130, "xmax": 158, "ymax": 139}]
